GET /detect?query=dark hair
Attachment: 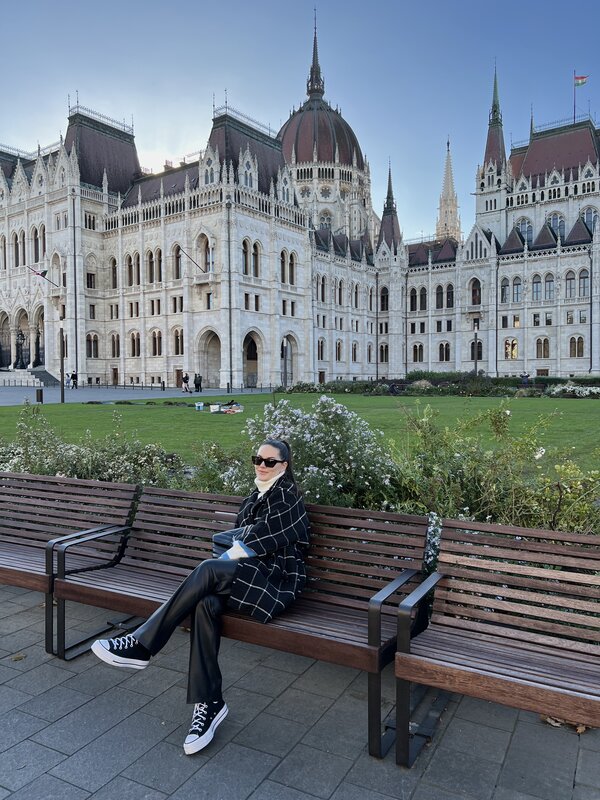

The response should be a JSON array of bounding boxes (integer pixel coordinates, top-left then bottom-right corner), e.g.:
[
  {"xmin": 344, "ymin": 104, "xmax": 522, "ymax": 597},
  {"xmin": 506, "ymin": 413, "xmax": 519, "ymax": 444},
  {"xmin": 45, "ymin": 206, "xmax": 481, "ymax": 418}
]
[{"xmin": 261, "ymin": 438, "xmax": 301, "ymax": 493}]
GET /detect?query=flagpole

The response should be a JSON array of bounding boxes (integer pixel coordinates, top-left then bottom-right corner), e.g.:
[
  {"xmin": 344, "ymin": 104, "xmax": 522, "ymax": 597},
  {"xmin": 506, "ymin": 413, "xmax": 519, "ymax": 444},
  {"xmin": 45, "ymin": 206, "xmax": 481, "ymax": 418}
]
[{"xmin": 574, "ymin": 69, "xmax": 576, "ymax": 125}]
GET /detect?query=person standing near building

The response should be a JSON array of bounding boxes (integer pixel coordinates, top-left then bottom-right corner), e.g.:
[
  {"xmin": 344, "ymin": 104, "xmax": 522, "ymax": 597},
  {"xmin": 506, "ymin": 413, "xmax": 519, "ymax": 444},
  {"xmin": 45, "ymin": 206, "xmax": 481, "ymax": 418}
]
[
  {"xmin": 71, "ymin": 371, "xmax": 77, "ymax": 389},
  {"xmin": 91, "ymin": 440, "xmax": 310, "ymax": 755},
  {"xmin": 194, "ymin": 373, "xmax": 202, "ymax": 392},
  {"xmin": 182, "ymin": 372, "xmax": 190, "ymax": 392}
]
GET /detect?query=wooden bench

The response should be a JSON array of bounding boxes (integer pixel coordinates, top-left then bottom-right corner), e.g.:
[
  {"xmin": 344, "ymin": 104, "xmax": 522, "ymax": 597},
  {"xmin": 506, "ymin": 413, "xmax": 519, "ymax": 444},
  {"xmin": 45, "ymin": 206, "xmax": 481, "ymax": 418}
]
[
  {"xmin": 0, "ymin": 471, "xmax": 139, "ymax": 653},
  {"xmin": 49, "ymin": 485, "xmax": 429, "ymax": 757},
  {"xmin": 394, "ymin": 518, "xmax": 600, "ymax": 766}
]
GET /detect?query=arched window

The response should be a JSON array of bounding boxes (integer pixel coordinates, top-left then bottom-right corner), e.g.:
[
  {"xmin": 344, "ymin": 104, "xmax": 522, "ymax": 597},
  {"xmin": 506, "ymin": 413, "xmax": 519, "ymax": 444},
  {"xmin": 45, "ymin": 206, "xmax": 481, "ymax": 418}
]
[
  {"xmin": 352, "ymin": 342, "xmax": 358, "ymax": 362},
  {"xmin": 174, "ymin": 328, "xmax": 184, "ymax": 355},
  {"xmin": 368, "ymin": 287, "xmax": 374, "ymax": 312},
  {"xmin": 512, "ymin": 276, "xmax": 522, "ymax": 303},
  {"xmin": 548, "ymin": 213, "xmax": 565, "ymax": 239},
  {"xmin": 500, "ymin": 277, "xmax": 509, "ymax": 304},
  {"xmin": 446, "ymin": 283, "xmax": 454, "ymax": 308},
  {"xmin": 335, "ymin": 340, "xmax": 342, "ymax": 361},
  {"xmin": 338, "ymin": 279, "xmax": 344, "ymax": 306},
  {"xmin": 504, "ymin": 338, "xmax": 518, "ymax": 360},
  {"xmin": 320, "ymin": 276, "xmax": 326, "ymax": 302},
  {"xmin": 583, "ymin": 207, "xmax": 598, "ymax": 231},
  {"xmin": 570, "ymin": 336, "xmax": 584, "ymax": 358},
  {"xmin": 244, "ymin": 161, "xmax": 253, "ymax": 188},
  {"xmin": 317, "ymin": 338, "xmax": 325, "ymax": 361},
  {"xmin": 86, "ymin": 334, "xmax": 99, "ymax": 359},
  {"xmin": 579, "ymin": 269, "xmax": 590, "ymax": 297},
  {"xmin": 380, "ymin": 286, "xmax": 389, "ymax": 312},
  {"xmin": 412, "ymin": 343, "xmax": 423, "ymax": 362},
  {"xmin": 532, "ymin": 274, "xmax": 542, "ymax": 302},
  {"xmin": 289, "ymin": 253, "xmax": 296, "ymax": 285},
  {"xmin": 379, "ymin": 343, "xmax": 389, "ymax": 363},
  {"xmin": 353, "ymin": 283, "xmax": 359, "ymax": 308},
  {"xmin": 252, "ymin": 243, "xmax": 260, "ymax": 277},
  {"xmin": 280, "ymin": 252, "xmax": 287, "ymax": 283},
  {"xmin": 242, "ymin": 240, "xmax": 250, "ymax": 275},
  {"xmin": 33, "ymin": 227, "xmax": 39, "ymax": 263},
  {"xmin": 439, "ymin": 342, "xmax": 450, "ymax": 361},
  {"xmin": 536, "ymin": 337, "xmax": 550, "ymax": 358},
  {"xmin": 40, "ymin": 224, "xmax": 46, "ymax": 258},
  {"xmin": 470, "ymin": 339, "xmax": 483, "ymax": 360},
  {"xmin": 173, "ymin": 246, "xmax": 182, "ymax": 280},
  {"xmin": 111, "ymin": 334, "xmax": 120, "ymax": 358},
  {"xmin": 134, "ymin": 252, "xmax": 141, "ymax": 285},
  {"xmin": 565, "ymin": 271, "xmax": 576, "ymax": 299},
  {"xmin": 156, "ymin": 248, "xmax": 162, "ymax": 282},
  {"xmin": 471, "ymin": 278, "xmax": 481, "ymax": 305},
  {"xmin": 367, "ymin": 343, "xmax": 373, "ymax": 363},
  {"xmin": 12, "ymin": 232, "xmax": 19, "ymax": 267},
  {"xmin": 435, "ymin": 285, "xmax": 444, "ymax": 309},
  {"xmin": 130, "ymin": 332, "xmax": 140, "ymax": 357},
  {"xmin": 19, "ymin": 231, "xmax": 25, "ymax": 265},
  {"xmin": 110, "ymin": 258, "xmax": 118, "ymax": 289},
  {"xmin": 544, "ymin": 273, "xmax": 555, "ymax": 301},
  {"xmin": 419, "ymin": 287, "xmax": 427, "ymax": 311},
  {"xmin": 0, "ymin": 236, "xmax": 6, "ymax": 270},
  {"xmin": 409, "ymin": 288, "xmax": 417, "ymax": 312},
  {"xmin": 516, "ymin": 217, "xmax": 533, "ymax": 246},
  {"xmin": 126, "ymin": 255, "xmax": 133, "ymax": 287},
  {"xmin": 147, "ymin": 251, "xmax": 155, "ymax": 283},
  {"xmin": 151, "ymin": 330, "xmax": 162, "ymax": 356}
]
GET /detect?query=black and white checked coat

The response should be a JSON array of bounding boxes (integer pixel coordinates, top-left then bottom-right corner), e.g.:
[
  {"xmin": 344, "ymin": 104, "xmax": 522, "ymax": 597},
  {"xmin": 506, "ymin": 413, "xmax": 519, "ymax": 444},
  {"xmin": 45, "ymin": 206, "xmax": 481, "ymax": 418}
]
[{"xmin": 227, "ymin": 474, "xmax": 310, "ymax": 623}]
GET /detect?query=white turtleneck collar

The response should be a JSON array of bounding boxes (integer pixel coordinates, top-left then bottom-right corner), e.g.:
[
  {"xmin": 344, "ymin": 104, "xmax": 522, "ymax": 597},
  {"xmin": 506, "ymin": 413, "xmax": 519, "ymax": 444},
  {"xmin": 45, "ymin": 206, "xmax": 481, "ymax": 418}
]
[{"xmin": 254, "ymin": 470, "xmax": 286, "ymax": 497}]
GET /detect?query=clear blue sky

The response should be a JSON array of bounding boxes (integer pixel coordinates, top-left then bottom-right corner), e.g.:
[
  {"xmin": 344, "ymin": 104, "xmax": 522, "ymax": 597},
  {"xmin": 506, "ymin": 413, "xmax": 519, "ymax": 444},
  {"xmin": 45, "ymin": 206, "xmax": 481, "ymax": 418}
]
[{"xmin": 3, "ymin": 0, "xmax": 600, "ymax": 239}]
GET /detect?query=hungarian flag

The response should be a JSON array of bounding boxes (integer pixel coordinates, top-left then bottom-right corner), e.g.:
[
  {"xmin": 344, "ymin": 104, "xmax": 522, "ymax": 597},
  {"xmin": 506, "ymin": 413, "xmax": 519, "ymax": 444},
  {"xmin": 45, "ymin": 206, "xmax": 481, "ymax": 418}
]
[{"xmin": 574, "ymin": 75, "xmax": 588, "ymax": 87}]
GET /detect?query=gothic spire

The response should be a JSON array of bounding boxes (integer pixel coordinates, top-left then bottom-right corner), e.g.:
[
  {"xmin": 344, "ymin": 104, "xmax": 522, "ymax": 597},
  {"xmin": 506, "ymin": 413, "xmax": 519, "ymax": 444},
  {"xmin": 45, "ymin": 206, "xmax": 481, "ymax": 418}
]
[
  {"xmin": 436, "ymin": 139, "xmax": 461, "ymax": 241},
  {"xmin": 384, "ymin": 162, "xmax": 395, "ymax": 212},
  {"xmin": 484, "ymin": 67, "xmax": 506, "ymax": 167},
  {"xmin": 307, "ymin": 17, "xmax": 325, "ymax": 99},
  {"xmin": 377, "ymin": 164, "xmax": 402, "ymax": 254}
]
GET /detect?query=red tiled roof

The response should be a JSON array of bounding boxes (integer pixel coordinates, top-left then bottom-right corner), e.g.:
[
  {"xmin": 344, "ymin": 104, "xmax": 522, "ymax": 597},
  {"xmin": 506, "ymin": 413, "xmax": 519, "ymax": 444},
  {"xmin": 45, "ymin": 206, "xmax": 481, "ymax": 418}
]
[
  {"xmin": 510, "ymin": 124, "xmax": 599, "ymax": 181},
  {"xmin": 500, "ymin": 227, "xmax": 524, "ymax": 255}
]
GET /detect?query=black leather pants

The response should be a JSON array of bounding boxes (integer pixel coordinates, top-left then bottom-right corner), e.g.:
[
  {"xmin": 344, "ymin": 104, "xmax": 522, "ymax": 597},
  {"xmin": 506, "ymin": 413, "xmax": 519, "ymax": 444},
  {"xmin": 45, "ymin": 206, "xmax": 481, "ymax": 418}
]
[{"xmin": 134, "ymin": 558, "xmax": 238, "ymax": 704}]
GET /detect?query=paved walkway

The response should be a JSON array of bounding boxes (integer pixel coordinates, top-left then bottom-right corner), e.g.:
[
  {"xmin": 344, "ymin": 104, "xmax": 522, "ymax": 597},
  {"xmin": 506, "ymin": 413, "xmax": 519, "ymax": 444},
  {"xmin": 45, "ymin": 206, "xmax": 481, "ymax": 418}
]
[
  {"xmin": 0, "ymin": 586, "xmax": 598, "ymax": 799},
  {"xmin": 0, "ymin": 385, "xmax": 271, "ymax": 407}
]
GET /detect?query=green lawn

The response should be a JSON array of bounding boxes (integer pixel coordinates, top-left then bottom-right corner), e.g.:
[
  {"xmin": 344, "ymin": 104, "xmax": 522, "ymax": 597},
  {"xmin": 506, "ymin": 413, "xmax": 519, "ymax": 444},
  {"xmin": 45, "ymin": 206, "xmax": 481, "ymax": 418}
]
[{"xmin": 0, "ymin": 393, "xmax": 598, "ymax": 470}]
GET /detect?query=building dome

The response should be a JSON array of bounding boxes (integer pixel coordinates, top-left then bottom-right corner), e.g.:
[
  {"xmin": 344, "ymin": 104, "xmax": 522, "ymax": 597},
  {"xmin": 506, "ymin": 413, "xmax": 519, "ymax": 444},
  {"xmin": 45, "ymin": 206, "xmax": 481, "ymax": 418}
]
[{"xmin": 277, "ymin": 31, "xmax": 364, "ymax": 170}]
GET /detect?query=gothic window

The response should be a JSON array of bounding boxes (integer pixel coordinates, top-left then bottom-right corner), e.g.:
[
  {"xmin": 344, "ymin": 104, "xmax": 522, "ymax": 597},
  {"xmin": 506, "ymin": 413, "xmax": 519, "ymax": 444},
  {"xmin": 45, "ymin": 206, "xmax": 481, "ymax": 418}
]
[
  {"xmin": 12, "ymin": 232, "xmax": 19, "ymax": 267},
  {"xmin": 110, "ymin": 258, "xmax": 118, "ymax": 289},
  {"xmin": 147, "ymin": 251, "xmax": 155, "ymax": 283},
  {"xmin": 470, "ymin": 277, "xmax": 481, "ymax": 306},
  {"xmin": 335, "ymin": 340, "xmax": 342, "ymax": 362},
  {"xmin": 544, "ymin": 273, "xmax": 555, "ymax": 301},
  {"xmin": 134, "ymin": 252, "xmax": 141, "ymax": 285},
  {"xmin": 111, "ymin": 334, "xmax": 120, "ymax": 358},
  {"xmin": 435, "ymin": 285, "xmax": 444, "ymax": 309},
  {"xmin": 0, "ymin": 236, "xmax": 6, "ymax": 270},
  {"xmin": 280, "ymin": 252, "xmax": 287, "ymax": 283},
  {"xmin": 446, "ymin": 283, "xmax": 454, "ymax": 308},
  {"xmin": 289, "ymin": 253, "xmax": 296, "ymax": 285},
  {"xmin": 174, "ymin": 328, "xmax": 184, "ymax": 355},
  {"xmin": 380, "ymin": 286, "xmax": 389, "ymax": 312},
  {"xmin": 19, "ymin": 231, "xmax": 25, "ymax": 265},
  {"xmin": 281, "ymin": 177, "xmax": 290, "ymax": 203},
  {"xmin": 244, "ymin": 161, "xmax": 253, "ymax": 188},
  {"xmin": 353, "ymin": 283, "xmax": 359, "ymax": 308},
  {"xmin": 86, "ymin": 334, "xmax": 99, "ymax": 359},
  {"xmin": 252, "ymin": 243, "xmax": 260, "ymax": 277},
  {"xmin": 583, "ymin": 207, "xmax": 598, "ymax": 231},
  {"xmin": 500, "ymin": 277, "xmax": 509, "ymax": 304},
  {"xmin": 504, "ymin": 338, "xmax": 518, "ymax": 360},
  {"xmin": 367, "ymin": 343, "xmax": 373, "ymax": 363},
  {"xmin": 33, "ymin": 227, "xmax": 39, "ymax": 262},
  {"xmin": 532, "ymin": 274, "xmax": 542, "ymax": 302},
  {"xmin": 536, "ymin": 337, "xmax": 550, "ymax": 358},
  {"xmin": 319, "ymin": 212, "xmax": 332, "ymax": 229},
  {"xmin": 126, "ymin": 255, "xmax": 133, "ymax": 287},
  {"xmin": 570, "ymin": 336, "xmax": 584, "ymax": 357},
  {"xmin": 151, "ymin": 330, "xmax": 162, "ymax": 356},
  {"xmin": 565, "ymin": 271, "xmax": 576, "ymax": 298},
  {"xmin": 439, "ymin": 342, "xmax": 450, "ymax": 362},
  {"xmin": 412, "ymin": 343, "xmax": 423, "ymax": 362},
  {"xmin": 579, "ymin": 268, "xmax": 590, "ymax": 297},
  {"xmin": 512, "ymin": 276, "xmax": 522, "ymax": 303},
  {"xmin": 242, "ymin": 240, "xmax": 250, "ymax": 275},
  {"xmin": 173, "ymin": 245, "xmax": 182, "ymax": 280},
  {"xmin": 470, "ymin": 339, "xmax": 483, "ymax": 360},
  {"xmin": 130, "ymin": 332, "xmax": 141, "ymax": 357},
  {"xmin": 352, "ymin": 342, "xmax": 358, "ymax": 362},
  {"xmin": 419, "ymin": 287, "xmax": 427, "ymax": 311},
  {"xmin": 317, "ymin": 338, "xmax": 325, "ymax": 361},
  {"xmin": 516, "ymin": 217, "xmax": 533, "ymax": 246},
  {"xmin": 379, "ymin": 343, "xmax": 389, "ymax": 363},
  {"xmin": 548, "ymin": 213, "xmax": 565, "ymax": 239},
  {"xmin": 369, "ymin": 287, "xmax": 374, "ymax": 312},
  {"xmin": 409, "ymin": 288, "xmax": 417, "ymax": 311},
  {"xmin": 320, "ymin": 276, "xmax": 326, "ymax": 302}
]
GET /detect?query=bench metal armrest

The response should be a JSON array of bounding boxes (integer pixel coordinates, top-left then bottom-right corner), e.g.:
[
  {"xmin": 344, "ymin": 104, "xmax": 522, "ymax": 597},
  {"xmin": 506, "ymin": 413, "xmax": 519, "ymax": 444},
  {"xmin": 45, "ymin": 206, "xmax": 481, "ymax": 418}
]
[
  {"xmin": 368, "ymin": 568, "xmax": 418, "ymax": 647},
  {"xmin": 397, "ymin": 571, "xmax": 443, "ymax": 653},
  {"xmin": 45, "ymin": 525, "xmax": 124, "ymax": 579},
  {"xmin": 55, "ymin": 526, "xmax": 130, "ymax": 579}
]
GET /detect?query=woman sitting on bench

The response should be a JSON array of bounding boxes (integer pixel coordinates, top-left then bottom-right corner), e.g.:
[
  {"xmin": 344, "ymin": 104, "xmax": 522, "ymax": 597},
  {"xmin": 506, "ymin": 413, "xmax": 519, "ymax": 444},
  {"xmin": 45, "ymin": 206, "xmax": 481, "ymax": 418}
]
[{"xmin": 92, "ymin": 439, "xmax": 310, "ymax": 754}]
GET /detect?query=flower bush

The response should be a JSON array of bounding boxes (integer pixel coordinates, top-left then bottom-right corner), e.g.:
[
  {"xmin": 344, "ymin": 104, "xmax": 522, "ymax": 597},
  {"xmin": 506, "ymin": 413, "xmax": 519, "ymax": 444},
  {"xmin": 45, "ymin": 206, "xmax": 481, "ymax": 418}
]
[
  {"xmin": 0, "ymin": 404, "xmax": 183, "ymax": 486},
  {"xmin": 547, "ymin": 383, "xmax": 600, "ymax": 398}
]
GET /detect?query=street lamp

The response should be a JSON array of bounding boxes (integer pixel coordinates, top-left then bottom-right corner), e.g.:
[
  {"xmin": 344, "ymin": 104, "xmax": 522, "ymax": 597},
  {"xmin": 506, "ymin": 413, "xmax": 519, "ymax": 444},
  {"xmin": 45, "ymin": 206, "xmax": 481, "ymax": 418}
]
[
  {"xmin": 473, "ymin": 319, "xmax": 479, "ymax": 376},
  {"xmin": 282, "ymin": 337, "xmax": 288, "ymax": 388},
  {"xmin": 59, "ymin": 320, "xmax": 65, "ymax": 404},
  {"xmin": 225, "ymin": 194, "xmax": 233, "ymax": 392}
]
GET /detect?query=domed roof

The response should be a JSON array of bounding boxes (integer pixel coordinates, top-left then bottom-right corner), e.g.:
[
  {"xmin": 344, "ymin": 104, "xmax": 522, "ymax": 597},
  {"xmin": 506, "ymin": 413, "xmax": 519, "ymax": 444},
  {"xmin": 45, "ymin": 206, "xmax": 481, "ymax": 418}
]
[{"xmin": 277, "ymin": 31, "xmax": 364, "ymax": 171}]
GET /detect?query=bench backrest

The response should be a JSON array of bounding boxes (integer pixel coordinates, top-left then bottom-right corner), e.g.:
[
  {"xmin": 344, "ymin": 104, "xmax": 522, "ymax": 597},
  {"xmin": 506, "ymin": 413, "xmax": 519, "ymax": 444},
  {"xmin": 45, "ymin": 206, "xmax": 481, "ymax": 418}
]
[
  {"xmin": 117, "ymin": 489, "xmax": 429, "ymax": 609},
  {"xmin": 434, "ymin": 518, "xmax": 600, "ymax": 657},
  {"xmin": 0, "ymin": 472, "xmax": 139, "ymax": 546}
]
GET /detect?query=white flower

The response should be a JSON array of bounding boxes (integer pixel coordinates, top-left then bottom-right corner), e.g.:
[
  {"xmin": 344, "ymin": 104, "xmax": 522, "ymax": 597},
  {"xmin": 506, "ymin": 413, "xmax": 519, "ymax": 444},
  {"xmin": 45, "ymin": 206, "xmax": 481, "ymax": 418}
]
[
  {"xmin": 534, "ymin": 448, "xmax": 545, "ymax": 460},
  {"xmin": 504, "ymin": 409, "xmax": 511, "ymax": 416}
]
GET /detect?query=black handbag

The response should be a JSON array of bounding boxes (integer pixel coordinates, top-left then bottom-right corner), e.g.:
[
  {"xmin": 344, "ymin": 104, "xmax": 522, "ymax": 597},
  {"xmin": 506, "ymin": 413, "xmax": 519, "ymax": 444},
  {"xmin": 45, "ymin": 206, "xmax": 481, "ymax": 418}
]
[{"xmin": 212, "ymin": 528, "xmax": 245, "ymax": 558}]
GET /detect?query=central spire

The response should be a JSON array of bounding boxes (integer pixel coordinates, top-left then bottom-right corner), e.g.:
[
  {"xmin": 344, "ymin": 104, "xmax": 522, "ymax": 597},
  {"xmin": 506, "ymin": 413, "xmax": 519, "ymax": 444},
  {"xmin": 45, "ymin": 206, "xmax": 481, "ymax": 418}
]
[
  {"xmin": 307, "ymin": 18, "xmax": 325, "ymax": 99},
  {"xmin": 436, "ymin": 139, "xmax": 461, "ymax": 241}
]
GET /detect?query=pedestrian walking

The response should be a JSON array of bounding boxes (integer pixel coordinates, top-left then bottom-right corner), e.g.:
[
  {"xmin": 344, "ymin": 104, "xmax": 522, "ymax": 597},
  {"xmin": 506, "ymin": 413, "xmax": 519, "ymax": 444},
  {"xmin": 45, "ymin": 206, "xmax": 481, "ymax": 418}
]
[{"xmin": 182, "ymin": 372, "xmax": 190, "ymax": 392}]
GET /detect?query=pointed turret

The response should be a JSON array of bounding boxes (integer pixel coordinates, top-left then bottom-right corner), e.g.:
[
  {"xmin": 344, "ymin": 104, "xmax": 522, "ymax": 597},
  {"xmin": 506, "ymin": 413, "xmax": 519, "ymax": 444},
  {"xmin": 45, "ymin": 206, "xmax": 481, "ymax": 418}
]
[
  {"xmin": 377, "ymin": 165, "xmax": 402, "ymax": 254},
  {"xmin": 483, "ymin": 68, "xmax": 506, "ymax": 167},
  {"xmin": 436, "ymin": 139, "xmax": 461, "ymax": 241},
  {"xmin": 307, "ymin": 20, "xmax": 325, "ymax": 99}
]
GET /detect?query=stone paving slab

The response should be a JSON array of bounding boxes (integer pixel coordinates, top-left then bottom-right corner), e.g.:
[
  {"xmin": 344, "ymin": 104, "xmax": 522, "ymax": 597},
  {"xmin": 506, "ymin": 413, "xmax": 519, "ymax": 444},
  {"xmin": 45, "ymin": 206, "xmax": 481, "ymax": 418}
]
[{"xmin": 0, "ymin": 585, "xmax": 598, "ymax": 800}]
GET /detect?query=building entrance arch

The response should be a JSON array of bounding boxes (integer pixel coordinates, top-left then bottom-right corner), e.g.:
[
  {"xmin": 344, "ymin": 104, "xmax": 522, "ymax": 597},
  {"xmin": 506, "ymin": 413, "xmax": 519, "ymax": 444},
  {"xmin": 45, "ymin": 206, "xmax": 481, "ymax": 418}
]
[{"xmin": 197, "ymin": 329, "xmax": 221, "ymax": 388}]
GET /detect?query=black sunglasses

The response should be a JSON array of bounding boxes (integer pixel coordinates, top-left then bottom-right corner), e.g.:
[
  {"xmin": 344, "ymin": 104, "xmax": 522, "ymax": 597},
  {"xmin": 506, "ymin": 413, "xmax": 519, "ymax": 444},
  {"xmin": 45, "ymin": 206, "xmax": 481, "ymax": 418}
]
[{"xmin": 251, "ymin": 456, "xmax": 285, "ymax": 468}]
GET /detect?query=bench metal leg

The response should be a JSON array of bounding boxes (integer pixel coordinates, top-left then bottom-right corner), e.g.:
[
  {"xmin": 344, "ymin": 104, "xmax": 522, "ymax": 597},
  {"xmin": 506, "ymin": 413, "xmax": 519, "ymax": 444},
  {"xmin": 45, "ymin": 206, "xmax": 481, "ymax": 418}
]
[
  {"xmin": 395, "ymin": 679, "xmax": 451, "ymax": 767},
  {"xmin": 53, "ymin": 597, "xmax": 137, "ymax": 661},
  {"xmin": 368, "ymin": 671, "xmax": 395, "ymax": 758},
  {"xmin": 44, "ymin": 593, "xmax": 55, "ymax": 655}
]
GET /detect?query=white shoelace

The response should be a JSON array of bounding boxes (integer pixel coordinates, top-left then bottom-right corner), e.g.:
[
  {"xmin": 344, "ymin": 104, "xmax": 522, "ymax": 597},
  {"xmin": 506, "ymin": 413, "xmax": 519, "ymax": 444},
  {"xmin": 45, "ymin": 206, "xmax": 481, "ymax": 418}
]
[
  {"xmin": 189, "ymin": 702, "xmax": 208, "ymax": 733},
  {"xmin": 110, "ymin": 633, "xmax": 137, "ymax": 650}
]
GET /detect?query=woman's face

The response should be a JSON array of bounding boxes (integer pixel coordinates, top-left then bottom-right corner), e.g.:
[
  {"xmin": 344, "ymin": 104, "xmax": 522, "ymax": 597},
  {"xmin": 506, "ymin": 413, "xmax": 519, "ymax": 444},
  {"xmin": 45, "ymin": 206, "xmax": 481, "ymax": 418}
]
[{"xmin": 253, "ymin": 444, "xmax": 288, "ymax": 481}]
